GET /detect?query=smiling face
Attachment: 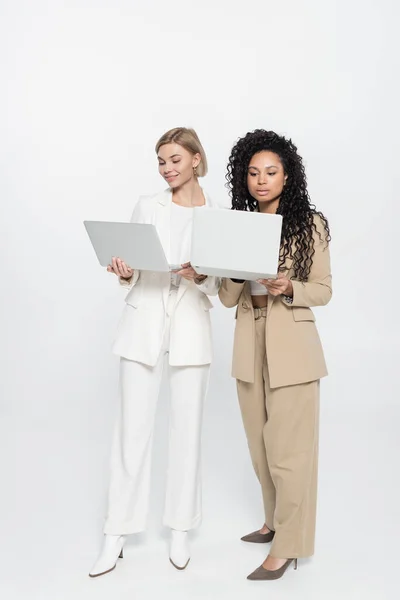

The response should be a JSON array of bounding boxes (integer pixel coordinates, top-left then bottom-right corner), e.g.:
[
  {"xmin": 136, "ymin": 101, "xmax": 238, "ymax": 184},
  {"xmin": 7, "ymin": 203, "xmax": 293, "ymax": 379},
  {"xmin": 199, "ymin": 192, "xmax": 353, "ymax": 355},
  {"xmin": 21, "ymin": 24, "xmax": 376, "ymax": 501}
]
[
  {"xmin": 247, "ymin": 151, "xmax": 287, "ymax": 208},
  {"xmin": 157, "ymin": 143, "xmax": 201, "ymax": 189}
]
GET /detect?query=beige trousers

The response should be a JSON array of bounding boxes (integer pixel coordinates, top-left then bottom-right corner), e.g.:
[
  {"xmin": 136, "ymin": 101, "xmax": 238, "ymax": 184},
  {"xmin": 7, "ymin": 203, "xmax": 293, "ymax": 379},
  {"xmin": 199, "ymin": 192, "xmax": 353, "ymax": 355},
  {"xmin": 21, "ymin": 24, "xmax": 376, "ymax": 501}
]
[{"xmin": 236, "ymin": 308, "xmax": 320, "ymax": 558}]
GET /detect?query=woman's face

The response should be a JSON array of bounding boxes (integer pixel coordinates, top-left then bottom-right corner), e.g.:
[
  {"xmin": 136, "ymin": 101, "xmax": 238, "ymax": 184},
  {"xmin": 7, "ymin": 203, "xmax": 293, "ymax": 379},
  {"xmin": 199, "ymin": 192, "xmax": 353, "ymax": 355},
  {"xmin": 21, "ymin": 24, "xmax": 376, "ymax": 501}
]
[
  {"xmin": 157, "ymin": 143, "xmax": 200, "ymax": 189},
  {"xmin": 247, "ymin": 151, "xmax": 287, "ymax": 206}
]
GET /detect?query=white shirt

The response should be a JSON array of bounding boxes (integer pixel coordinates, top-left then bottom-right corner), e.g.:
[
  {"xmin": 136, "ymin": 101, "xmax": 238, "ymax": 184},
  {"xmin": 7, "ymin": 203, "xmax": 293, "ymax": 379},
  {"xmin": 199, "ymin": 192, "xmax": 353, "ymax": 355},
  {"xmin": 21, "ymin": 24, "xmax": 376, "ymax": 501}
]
[
  {"xmin": 170, "ymin": 202, "xmax": 195, "ymax": 289},
  {"xmin": 250, "ymin": 280, "xmax": 268, "ymax": 296}
]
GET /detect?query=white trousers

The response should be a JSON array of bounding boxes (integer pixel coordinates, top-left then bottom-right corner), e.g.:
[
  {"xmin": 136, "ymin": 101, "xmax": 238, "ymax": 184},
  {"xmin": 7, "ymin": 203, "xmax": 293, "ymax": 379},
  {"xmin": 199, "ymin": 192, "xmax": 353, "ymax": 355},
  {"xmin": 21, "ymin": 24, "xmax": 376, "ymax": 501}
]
[{"xmin": 104, "ymin": 290, "xmax": 210, "ymax": 534}]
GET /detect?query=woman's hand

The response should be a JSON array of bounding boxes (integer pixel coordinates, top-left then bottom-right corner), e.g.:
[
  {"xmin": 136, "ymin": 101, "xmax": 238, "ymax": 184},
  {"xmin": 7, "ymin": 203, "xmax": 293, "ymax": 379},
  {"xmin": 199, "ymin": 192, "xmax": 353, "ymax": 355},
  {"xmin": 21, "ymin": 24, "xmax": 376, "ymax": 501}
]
[
  {"xmin": 107, "ymin": 257, "xmax": 134, "ymax": 280},
  {"xmin": 175, "ymin": 262, "xmax": 207, "ymax": 283},
  {"xmin": 257, "ymin": 273, "xmax": 293, "ymax": 297},
  {"xmin": 174, "ymin": 262, "xmax": 198, "ymax": 281}
]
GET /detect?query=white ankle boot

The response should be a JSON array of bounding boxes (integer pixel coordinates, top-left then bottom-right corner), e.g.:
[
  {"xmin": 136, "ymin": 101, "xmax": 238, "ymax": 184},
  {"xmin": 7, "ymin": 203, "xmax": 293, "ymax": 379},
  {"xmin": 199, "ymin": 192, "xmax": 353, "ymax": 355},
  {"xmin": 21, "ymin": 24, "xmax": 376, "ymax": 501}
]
[
  {"xmin": 169, "ymin": 529, "xmax": 190, "ymax": 570},
  {"xmin": 89, "ymin": 534, "xmax": 126, "ymax": 578}
]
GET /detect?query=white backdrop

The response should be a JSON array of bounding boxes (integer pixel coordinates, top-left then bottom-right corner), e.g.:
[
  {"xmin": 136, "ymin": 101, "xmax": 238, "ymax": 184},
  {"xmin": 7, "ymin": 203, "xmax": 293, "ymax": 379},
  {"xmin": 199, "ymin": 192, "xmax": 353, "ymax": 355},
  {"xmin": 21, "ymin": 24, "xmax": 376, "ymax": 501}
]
[{"xmin": 1, "ymin": 1, "xmax": 399, "ymax": 599}]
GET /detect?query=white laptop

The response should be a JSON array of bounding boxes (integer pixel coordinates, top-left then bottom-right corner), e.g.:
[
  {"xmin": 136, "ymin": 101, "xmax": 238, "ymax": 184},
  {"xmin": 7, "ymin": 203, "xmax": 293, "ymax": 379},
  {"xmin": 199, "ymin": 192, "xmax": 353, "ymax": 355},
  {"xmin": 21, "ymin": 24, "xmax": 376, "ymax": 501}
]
[
  {"xmin": 190, "ymin": 208, "xmax": 283, "ymax": 280},
  {"xmin": 84, "ymin": 221, "xmax": 181, "ymax": 272}
]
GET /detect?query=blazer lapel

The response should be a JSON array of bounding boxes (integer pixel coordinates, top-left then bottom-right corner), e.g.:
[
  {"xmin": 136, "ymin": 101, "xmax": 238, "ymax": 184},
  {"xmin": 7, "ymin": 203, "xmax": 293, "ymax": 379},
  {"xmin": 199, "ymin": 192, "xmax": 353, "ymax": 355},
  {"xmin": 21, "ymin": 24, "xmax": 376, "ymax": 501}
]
[
  {"xmin": 155, "ymin": 189, "xmax": 172, "ymax": 262},
  {"xmin": 242, "ymin": 282, "xmax": 252, "ymax": 308},
  {"xmin": 153, "ymin": 189, "xmax": 173, "ymax": 309}
]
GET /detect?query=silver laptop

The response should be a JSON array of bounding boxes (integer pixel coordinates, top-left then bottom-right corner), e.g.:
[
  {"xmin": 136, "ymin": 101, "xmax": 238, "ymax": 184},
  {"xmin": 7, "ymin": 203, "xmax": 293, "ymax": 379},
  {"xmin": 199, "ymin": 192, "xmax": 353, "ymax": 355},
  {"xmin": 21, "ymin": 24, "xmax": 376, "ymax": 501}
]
[
  {"xmin": 190, "ymin": 208, "xmax": 283, "ymax": 280},
  {"xmin": 84, "ymin": 221, "xmax": 180, "ymax": 272}
]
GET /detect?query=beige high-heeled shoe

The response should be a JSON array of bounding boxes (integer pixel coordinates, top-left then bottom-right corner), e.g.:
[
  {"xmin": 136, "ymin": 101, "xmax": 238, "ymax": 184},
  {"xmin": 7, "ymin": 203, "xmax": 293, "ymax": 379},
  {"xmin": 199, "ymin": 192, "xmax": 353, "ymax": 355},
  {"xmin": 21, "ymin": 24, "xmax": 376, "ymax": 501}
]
[{"xmin": 247, "ymin": 558, "xmax": 298, "ymax": 580}]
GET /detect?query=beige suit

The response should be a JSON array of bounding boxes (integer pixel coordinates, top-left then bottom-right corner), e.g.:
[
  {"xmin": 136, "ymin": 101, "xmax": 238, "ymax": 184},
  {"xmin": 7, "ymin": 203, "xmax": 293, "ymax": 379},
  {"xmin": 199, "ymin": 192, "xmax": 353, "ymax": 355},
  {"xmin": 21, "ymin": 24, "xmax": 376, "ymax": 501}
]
[{"xmin": 219, "ymin": 216, "xmax": 332, "ymax": 558}]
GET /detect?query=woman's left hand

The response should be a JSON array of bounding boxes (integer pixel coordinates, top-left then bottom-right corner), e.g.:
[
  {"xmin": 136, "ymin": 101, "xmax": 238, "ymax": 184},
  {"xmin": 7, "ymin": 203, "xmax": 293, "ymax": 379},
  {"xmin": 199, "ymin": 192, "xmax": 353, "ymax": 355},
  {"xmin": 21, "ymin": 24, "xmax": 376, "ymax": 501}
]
[{"xmin": 257, "ymin": 273, "xmax": 293, "ymax": 297}]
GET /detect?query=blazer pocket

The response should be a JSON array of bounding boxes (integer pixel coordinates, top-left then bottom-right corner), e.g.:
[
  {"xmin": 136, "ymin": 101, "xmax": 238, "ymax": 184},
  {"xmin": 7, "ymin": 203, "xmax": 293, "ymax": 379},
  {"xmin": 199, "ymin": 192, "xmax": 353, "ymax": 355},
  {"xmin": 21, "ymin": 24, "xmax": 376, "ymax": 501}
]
[
  {"xmin": 202, "ymin": 295, "xmax": 213, "ymax": 311},
  {"xmin": 292, "ymin": 307, "xmax": 316, "ymax": 322},
  {"xmin": 125, "ymin": 287, "xmax": 142, "ymax": 308}
]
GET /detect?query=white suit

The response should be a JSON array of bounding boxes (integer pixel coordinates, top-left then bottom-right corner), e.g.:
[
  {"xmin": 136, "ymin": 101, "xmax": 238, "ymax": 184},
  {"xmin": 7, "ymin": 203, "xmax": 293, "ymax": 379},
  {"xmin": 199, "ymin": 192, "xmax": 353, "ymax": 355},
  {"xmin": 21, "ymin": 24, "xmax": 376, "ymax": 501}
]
[{"xmin": 104, "ymin": 189, "xmax": 221, "ymax": 534}]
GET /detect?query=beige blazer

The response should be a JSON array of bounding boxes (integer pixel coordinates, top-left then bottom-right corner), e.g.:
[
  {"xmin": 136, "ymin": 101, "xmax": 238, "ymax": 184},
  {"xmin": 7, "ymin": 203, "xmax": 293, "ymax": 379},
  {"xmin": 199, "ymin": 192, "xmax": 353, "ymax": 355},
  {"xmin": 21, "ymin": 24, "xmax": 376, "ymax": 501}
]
[{"xmin": 219, "ymin": 216, "xmax": 332, "ymax": 388}]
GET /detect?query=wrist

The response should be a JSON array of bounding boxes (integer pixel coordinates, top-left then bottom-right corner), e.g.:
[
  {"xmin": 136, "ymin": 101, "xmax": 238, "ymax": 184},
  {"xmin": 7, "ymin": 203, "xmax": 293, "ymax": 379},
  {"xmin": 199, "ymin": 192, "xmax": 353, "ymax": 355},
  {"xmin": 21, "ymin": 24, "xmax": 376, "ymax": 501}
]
[
  {"xmin": 282, "ymin": 279, "xmax": 294, "ymax": 304},
  {"xmin": 194, "ymin": 274, "xmax": 207, "ymax": 285},
  {"xmin": 284, "ymin": 280, "xmax": 293, "ymax": 297}
]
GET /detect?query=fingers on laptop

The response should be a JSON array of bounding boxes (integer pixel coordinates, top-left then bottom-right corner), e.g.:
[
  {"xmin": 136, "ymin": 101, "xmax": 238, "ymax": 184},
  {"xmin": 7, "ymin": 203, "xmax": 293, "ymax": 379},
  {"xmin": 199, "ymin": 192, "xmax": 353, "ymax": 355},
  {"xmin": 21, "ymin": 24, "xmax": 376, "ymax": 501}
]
[{"xmin": 109, "ymin": 257, "xmax": 133, "ymax": 278}]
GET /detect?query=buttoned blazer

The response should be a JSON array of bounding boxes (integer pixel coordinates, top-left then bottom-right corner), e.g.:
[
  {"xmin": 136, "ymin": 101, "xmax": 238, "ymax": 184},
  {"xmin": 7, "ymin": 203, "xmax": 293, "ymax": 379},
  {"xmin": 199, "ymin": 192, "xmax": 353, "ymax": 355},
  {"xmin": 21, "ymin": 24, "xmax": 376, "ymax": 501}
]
[
  {"xmin": 112, "ymin": 189, "xmax": 221, "ymax": 366},
  {"xmin": 219, "ymin": 216, "xmax": 332, "ymax": 388}
]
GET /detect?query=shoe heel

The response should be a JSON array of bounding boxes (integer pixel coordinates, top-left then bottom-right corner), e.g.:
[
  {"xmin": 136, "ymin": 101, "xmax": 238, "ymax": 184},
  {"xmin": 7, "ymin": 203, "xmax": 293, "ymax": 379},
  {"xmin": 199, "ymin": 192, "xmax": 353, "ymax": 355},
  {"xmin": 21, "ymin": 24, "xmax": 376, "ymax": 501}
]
[
  {"xmin": 294, "ymin": 558, "xmax": 298, "ymax": 570},
  {"xmin": 119, "ymin": 549, "xmax": 124, "ymax": 559}
]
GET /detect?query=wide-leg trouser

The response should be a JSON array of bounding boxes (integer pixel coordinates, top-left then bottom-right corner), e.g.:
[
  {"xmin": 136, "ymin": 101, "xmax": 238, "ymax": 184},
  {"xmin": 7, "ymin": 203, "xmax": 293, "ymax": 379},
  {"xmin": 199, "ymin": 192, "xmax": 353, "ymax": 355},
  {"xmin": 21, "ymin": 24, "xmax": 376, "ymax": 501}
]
[
  {"xmin": 104, "ymin": 290, "xmax": 210, "ymax": 534},
  {"xmin": 237, "ymin": 308, "xmax": 320, "ymax": 558}
]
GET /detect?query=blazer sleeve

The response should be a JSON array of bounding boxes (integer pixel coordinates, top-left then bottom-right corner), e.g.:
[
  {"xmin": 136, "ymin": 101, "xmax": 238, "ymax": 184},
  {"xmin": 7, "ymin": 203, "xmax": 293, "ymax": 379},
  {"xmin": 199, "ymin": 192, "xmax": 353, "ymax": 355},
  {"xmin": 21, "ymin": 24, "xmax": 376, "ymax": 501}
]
[
  {"xmin": 195, "ymin": 276, "xmax": 222, "ymax": 296},
  {"xmin": 118, "ymin": 198, "xmax": 144, "ymax": 289},
  {"xmin": 282, "ymin": 216, "xmax": 332, "ymax": 308},
  {"xmin": 218, "ymin": 278, "xmax": 246, "ymax": 308}
]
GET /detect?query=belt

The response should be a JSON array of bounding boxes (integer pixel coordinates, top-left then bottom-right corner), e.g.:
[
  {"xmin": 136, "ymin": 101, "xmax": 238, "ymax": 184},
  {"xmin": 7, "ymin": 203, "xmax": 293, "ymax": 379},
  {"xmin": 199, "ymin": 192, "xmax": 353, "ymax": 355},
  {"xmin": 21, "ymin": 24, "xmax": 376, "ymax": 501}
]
[{"xmin": 253, "ymin": 307, "xmax": 268, "ymax": 320}]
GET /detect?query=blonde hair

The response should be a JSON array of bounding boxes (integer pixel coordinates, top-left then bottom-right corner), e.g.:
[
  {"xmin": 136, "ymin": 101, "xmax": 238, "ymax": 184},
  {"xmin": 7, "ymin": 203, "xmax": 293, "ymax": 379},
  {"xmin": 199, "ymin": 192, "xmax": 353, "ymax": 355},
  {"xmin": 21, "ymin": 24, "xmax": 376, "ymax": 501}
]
[{"xmin": 155, "ymin": 127, "xmax": 208, "ymax": 177}]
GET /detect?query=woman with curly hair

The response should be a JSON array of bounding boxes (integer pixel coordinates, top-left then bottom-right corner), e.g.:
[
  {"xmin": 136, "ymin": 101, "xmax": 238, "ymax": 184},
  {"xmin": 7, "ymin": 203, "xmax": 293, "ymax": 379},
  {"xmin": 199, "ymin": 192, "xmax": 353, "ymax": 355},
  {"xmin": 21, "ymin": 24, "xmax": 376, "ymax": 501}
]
[{"xmin": 219, "ymin": 130, "xmax": 332, "ymax": 580}]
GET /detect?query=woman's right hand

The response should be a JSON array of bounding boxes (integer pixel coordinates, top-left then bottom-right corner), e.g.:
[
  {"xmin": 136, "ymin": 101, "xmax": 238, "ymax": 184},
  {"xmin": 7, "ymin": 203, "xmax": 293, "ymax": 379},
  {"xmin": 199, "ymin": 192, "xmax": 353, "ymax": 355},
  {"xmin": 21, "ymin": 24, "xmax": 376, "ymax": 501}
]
[{"xmin": 107, "ymin": 257, "xmax": 134, "ymax": 280}]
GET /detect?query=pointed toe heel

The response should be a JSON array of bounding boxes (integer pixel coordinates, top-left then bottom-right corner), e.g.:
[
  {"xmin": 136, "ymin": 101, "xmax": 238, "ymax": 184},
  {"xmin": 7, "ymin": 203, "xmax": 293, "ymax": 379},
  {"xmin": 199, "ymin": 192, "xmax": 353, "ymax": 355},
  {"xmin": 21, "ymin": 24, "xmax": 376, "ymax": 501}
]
[
  {"xmin": 241, "ymin": 529, "xmax": 275, "ymax": 544},
  {"xmin": 247, "ymin": 558, "xmax": 298, "ymax": 581},
  {"xmin": 88, "ymin": 535, "xmax": 126, "ymax": 578},
  {"xmin": 169, "ymin": 530, "xmax": 190, "ymax": 571}
]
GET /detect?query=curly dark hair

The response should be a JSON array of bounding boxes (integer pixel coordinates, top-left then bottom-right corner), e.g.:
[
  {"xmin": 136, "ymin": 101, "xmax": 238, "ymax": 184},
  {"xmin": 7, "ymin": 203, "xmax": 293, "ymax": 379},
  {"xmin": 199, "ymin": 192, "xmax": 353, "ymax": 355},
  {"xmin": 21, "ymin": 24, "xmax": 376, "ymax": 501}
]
[{"xmin": 226, "ymin": 129, "xmax": 331, "ymax": 281}]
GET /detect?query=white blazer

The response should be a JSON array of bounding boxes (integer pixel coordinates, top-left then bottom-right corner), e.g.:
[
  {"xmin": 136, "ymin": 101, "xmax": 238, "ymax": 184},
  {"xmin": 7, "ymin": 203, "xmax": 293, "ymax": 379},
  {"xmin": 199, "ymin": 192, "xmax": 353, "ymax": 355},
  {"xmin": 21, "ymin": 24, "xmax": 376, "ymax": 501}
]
[{"xmin": 112, "ymin": 189, "xmax": 221, "ymax": 367}]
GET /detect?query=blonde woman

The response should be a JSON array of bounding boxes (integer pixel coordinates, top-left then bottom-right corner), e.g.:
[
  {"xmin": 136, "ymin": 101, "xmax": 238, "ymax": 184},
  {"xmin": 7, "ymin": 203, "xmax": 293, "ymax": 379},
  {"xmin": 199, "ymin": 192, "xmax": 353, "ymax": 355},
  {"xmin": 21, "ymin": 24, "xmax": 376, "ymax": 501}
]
[{"xmin": 89, "ymin": 128, "xmax": 221, "ymax": 577}]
